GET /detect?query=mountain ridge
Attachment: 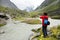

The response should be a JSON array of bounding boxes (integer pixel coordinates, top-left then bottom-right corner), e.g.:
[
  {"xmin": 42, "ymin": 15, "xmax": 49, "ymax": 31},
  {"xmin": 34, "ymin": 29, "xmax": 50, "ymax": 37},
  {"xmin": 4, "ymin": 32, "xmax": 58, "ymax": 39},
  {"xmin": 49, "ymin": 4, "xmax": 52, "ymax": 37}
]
[
  {"xmin": 35, "ymin": 0, "xmax": 60, "ymax": 16},
  {"xmin": 0, "ymin": 0, "xmax": 18, "ymax": 9}
]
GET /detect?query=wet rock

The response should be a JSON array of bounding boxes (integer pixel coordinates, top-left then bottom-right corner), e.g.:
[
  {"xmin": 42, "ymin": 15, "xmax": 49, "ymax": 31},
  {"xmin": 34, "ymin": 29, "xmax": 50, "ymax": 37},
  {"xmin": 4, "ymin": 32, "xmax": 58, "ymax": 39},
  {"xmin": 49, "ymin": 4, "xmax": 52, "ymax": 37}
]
[
  {"xmin": 0, "ymin": 30, "xmax": 5, "ymax": 34},
  {"xmin": 29, "ymin": 32, "xmax": 40, "ymax": 40}
]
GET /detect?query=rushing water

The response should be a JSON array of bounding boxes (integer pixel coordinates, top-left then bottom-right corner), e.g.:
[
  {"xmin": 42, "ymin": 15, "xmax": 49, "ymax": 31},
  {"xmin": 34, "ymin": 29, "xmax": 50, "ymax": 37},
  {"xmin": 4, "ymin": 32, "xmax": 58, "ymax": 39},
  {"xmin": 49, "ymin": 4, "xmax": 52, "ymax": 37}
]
[{"xmin": 0, "ymin": 18, "xmax": 60, "ymax": 40}]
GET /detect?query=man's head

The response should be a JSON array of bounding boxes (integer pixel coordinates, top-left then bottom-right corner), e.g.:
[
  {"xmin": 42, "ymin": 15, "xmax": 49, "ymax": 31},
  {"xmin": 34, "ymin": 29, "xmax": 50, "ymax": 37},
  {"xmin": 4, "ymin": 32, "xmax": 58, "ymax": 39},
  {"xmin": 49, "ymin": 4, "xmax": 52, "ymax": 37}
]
[{"xmin": 43, "ymin": 12, "xmax": 48, "ymax": 16}]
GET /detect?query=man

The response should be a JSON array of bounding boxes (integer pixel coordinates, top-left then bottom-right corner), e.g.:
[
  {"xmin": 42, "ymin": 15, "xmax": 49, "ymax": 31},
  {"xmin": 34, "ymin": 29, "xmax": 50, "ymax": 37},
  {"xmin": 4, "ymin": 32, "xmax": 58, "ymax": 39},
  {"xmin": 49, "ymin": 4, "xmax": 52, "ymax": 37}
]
[{"xmin": 40, "ymin": 12, "xmax": 48, "ymax": 38}]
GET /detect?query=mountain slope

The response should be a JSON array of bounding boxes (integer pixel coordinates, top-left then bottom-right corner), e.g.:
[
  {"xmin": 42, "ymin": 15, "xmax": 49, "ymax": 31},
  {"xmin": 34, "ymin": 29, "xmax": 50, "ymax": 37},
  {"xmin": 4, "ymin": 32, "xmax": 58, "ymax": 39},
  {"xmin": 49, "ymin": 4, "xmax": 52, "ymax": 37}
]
[
  {"xmin": 35, "ymin": 0, "xmax": 60, "ymax": 16},
  {"xmin": 0, "ymin": 0, "xmax": 29, "ymax": 18},
  {"xmin": 0, "ymin": 0, "xmax": 18, "ymax": 9},
  {"xmin": 36, "ymin": 0, "xmax": 57, "ymax": 10}
]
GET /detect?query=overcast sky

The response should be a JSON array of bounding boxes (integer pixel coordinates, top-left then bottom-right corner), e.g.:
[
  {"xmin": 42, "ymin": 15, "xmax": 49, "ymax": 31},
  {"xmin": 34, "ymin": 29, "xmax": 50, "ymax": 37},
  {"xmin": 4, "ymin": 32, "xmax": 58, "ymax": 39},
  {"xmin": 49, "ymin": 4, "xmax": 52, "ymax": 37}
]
[{"xmin": 10, "ymin": 0, "xmax": 44, "ymax": 10}]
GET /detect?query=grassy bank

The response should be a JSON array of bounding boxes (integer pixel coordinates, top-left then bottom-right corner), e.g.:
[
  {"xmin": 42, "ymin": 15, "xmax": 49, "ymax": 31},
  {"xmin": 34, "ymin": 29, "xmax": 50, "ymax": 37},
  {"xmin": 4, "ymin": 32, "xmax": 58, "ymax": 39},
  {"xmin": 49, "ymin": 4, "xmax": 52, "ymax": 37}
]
[
  {"xmin": 31, "ymin": 25, "xmax": 60, "ymax": 40},
  {"xmin": 21, "ymin": 18, "xmax": 41, "ymax": 24},
  {"xmin": 13, "ymin": 17, "xmax": 41, "ymax": 24},
  {"xmin": 13, "ymin": 17, "xmax": 25, "ymax": 21},
  {"xmin": 51, "ymin": 16, "xmax": 60, "ymax": 19}
]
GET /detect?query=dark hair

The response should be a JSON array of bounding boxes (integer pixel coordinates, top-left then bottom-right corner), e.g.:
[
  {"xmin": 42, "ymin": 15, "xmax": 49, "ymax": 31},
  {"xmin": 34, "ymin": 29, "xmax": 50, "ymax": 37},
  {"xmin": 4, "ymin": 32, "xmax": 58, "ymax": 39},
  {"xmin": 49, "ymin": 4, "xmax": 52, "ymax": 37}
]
[{"xmin": 43, "ymin": 12, "xmax": 48, "ymax": 15}]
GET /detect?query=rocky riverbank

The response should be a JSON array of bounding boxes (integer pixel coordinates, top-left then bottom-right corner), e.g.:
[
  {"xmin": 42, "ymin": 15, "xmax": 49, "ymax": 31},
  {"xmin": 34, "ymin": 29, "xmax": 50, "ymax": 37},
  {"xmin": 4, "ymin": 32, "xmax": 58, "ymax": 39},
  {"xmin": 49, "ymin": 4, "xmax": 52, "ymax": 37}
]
[
  {"xmin": 0, "ymin": 17, "xmax": 60, "ymax": 40},
  {"xmin": 31, "ymin": 25, "xmax": 60, "ymax": 40}
]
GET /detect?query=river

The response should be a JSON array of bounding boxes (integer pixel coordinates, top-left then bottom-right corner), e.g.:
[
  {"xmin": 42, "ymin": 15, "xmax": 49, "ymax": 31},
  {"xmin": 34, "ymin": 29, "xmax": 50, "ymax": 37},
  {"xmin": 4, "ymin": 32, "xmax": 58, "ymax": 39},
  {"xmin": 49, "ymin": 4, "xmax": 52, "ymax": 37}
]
[{"xmin": 0, "ymin": 18, "xmax": 60, "ymax": 40}]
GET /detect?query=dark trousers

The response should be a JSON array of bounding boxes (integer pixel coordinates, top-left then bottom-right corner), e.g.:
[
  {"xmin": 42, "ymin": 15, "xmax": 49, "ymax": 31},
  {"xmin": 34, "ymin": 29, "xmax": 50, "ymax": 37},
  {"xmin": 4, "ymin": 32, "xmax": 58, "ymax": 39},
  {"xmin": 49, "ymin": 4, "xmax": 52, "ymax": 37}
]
[{"xmin": 42, "ymin": 26, "xmax": 48, "ymax": 37}]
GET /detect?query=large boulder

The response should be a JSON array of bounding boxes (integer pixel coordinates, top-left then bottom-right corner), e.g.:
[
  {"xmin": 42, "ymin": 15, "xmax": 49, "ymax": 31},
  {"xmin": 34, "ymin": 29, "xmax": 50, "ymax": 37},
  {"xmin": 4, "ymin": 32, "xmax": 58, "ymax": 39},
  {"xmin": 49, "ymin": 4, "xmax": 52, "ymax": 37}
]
[
  {"xmin": 0, "ymin": 18, "xmax": 7, "ymax": 25},
  {"xmin": 0, "ymin": 13, "xmax": 9, "ymax": 26}
]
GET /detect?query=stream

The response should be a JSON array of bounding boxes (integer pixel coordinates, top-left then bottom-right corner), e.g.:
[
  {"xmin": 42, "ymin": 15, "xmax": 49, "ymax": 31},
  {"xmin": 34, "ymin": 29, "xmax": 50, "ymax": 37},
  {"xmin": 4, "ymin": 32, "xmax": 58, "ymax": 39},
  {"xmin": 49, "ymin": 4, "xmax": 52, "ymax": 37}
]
[{"xmin": 0, "ymin": 18, "xmax": 60, "ymax": 40}]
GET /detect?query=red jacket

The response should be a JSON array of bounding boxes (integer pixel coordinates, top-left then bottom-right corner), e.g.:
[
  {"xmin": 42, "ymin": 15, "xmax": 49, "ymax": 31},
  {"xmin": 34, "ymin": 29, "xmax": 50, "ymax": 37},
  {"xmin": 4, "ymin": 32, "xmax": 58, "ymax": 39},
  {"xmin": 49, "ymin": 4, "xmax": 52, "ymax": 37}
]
[{"xmin": 40, "ymin": 15, "xmax": 48, "ymax": 26}]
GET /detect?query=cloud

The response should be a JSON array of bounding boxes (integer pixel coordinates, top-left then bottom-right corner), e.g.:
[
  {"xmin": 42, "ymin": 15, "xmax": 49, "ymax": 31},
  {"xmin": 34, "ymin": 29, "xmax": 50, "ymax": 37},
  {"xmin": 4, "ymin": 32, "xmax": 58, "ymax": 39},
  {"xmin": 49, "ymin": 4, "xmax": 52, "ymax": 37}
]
[{"xmin": 10, "ymin": 0, "xmax": 44, "ymax": 10}]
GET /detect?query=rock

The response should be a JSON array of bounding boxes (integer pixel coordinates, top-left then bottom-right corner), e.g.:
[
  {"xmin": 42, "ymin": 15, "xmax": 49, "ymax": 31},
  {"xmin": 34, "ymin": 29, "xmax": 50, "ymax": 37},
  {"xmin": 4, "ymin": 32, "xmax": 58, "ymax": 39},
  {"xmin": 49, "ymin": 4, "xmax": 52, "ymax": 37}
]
[
  {"xmin": 29, "ymin": 32, "xmax": 40, "ymax": 40},
  {"xmin": 32, "ymin": 38, "xmax": 37, "ymax": 40},
  {"xmin": 0, "ymin": 18, "xmax": 7, "ymax": 25},
  {"xmin": 47, "ymin": 31, "xmax": 53, "ymax": 36},
  {"xmin": 56, "ymin": 32, "xmax": 60, "ymax": 39},
  {"xmin": 0, "ymin": 13, "xmax": 9, "ymax": 25},
  {"xmin": 0, "ymin": 13, "xmax": 9, "ymax": 20},
  {"xmin": 0, "ymin": 30, "xmax": 5, "ymax": 34}
]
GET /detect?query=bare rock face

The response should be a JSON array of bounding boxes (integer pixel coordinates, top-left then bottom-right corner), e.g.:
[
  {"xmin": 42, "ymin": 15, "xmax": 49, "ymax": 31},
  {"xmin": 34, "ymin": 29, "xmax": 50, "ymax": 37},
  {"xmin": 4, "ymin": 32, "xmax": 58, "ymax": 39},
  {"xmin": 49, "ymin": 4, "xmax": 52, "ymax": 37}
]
[{"xmin": 0, "ymin": 0, "xmax": 18, "ymax": 9}]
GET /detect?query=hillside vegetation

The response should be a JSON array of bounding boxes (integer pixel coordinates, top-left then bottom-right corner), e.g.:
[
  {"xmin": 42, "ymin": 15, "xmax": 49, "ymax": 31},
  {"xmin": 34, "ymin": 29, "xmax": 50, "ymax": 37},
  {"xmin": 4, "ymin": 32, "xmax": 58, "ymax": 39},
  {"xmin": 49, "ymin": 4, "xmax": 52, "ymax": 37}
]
[
  {"xmin": 0, "ymin": 6, "xmax": 29, "ymax": 18},
  {"xmin": 36, "ymin": 0, "xmax": 60, "ymax": 15},
  {"xmin": 30, "ymin": 0, "xmax": 60, "ymax": 19},
  {"xmin": 0, "ymin": 6, "xmax": 28, "ymax": 26}
]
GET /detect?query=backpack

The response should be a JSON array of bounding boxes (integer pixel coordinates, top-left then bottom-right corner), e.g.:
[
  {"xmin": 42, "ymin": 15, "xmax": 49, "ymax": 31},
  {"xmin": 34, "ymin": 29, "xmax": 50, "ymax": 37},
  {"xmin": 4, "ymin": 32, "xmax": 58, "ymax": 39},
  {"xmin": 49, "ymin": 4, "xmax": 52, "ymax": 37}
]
[{"xmin": 44, "ymin": 19, "xmax": 50, "ymax": 25}]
